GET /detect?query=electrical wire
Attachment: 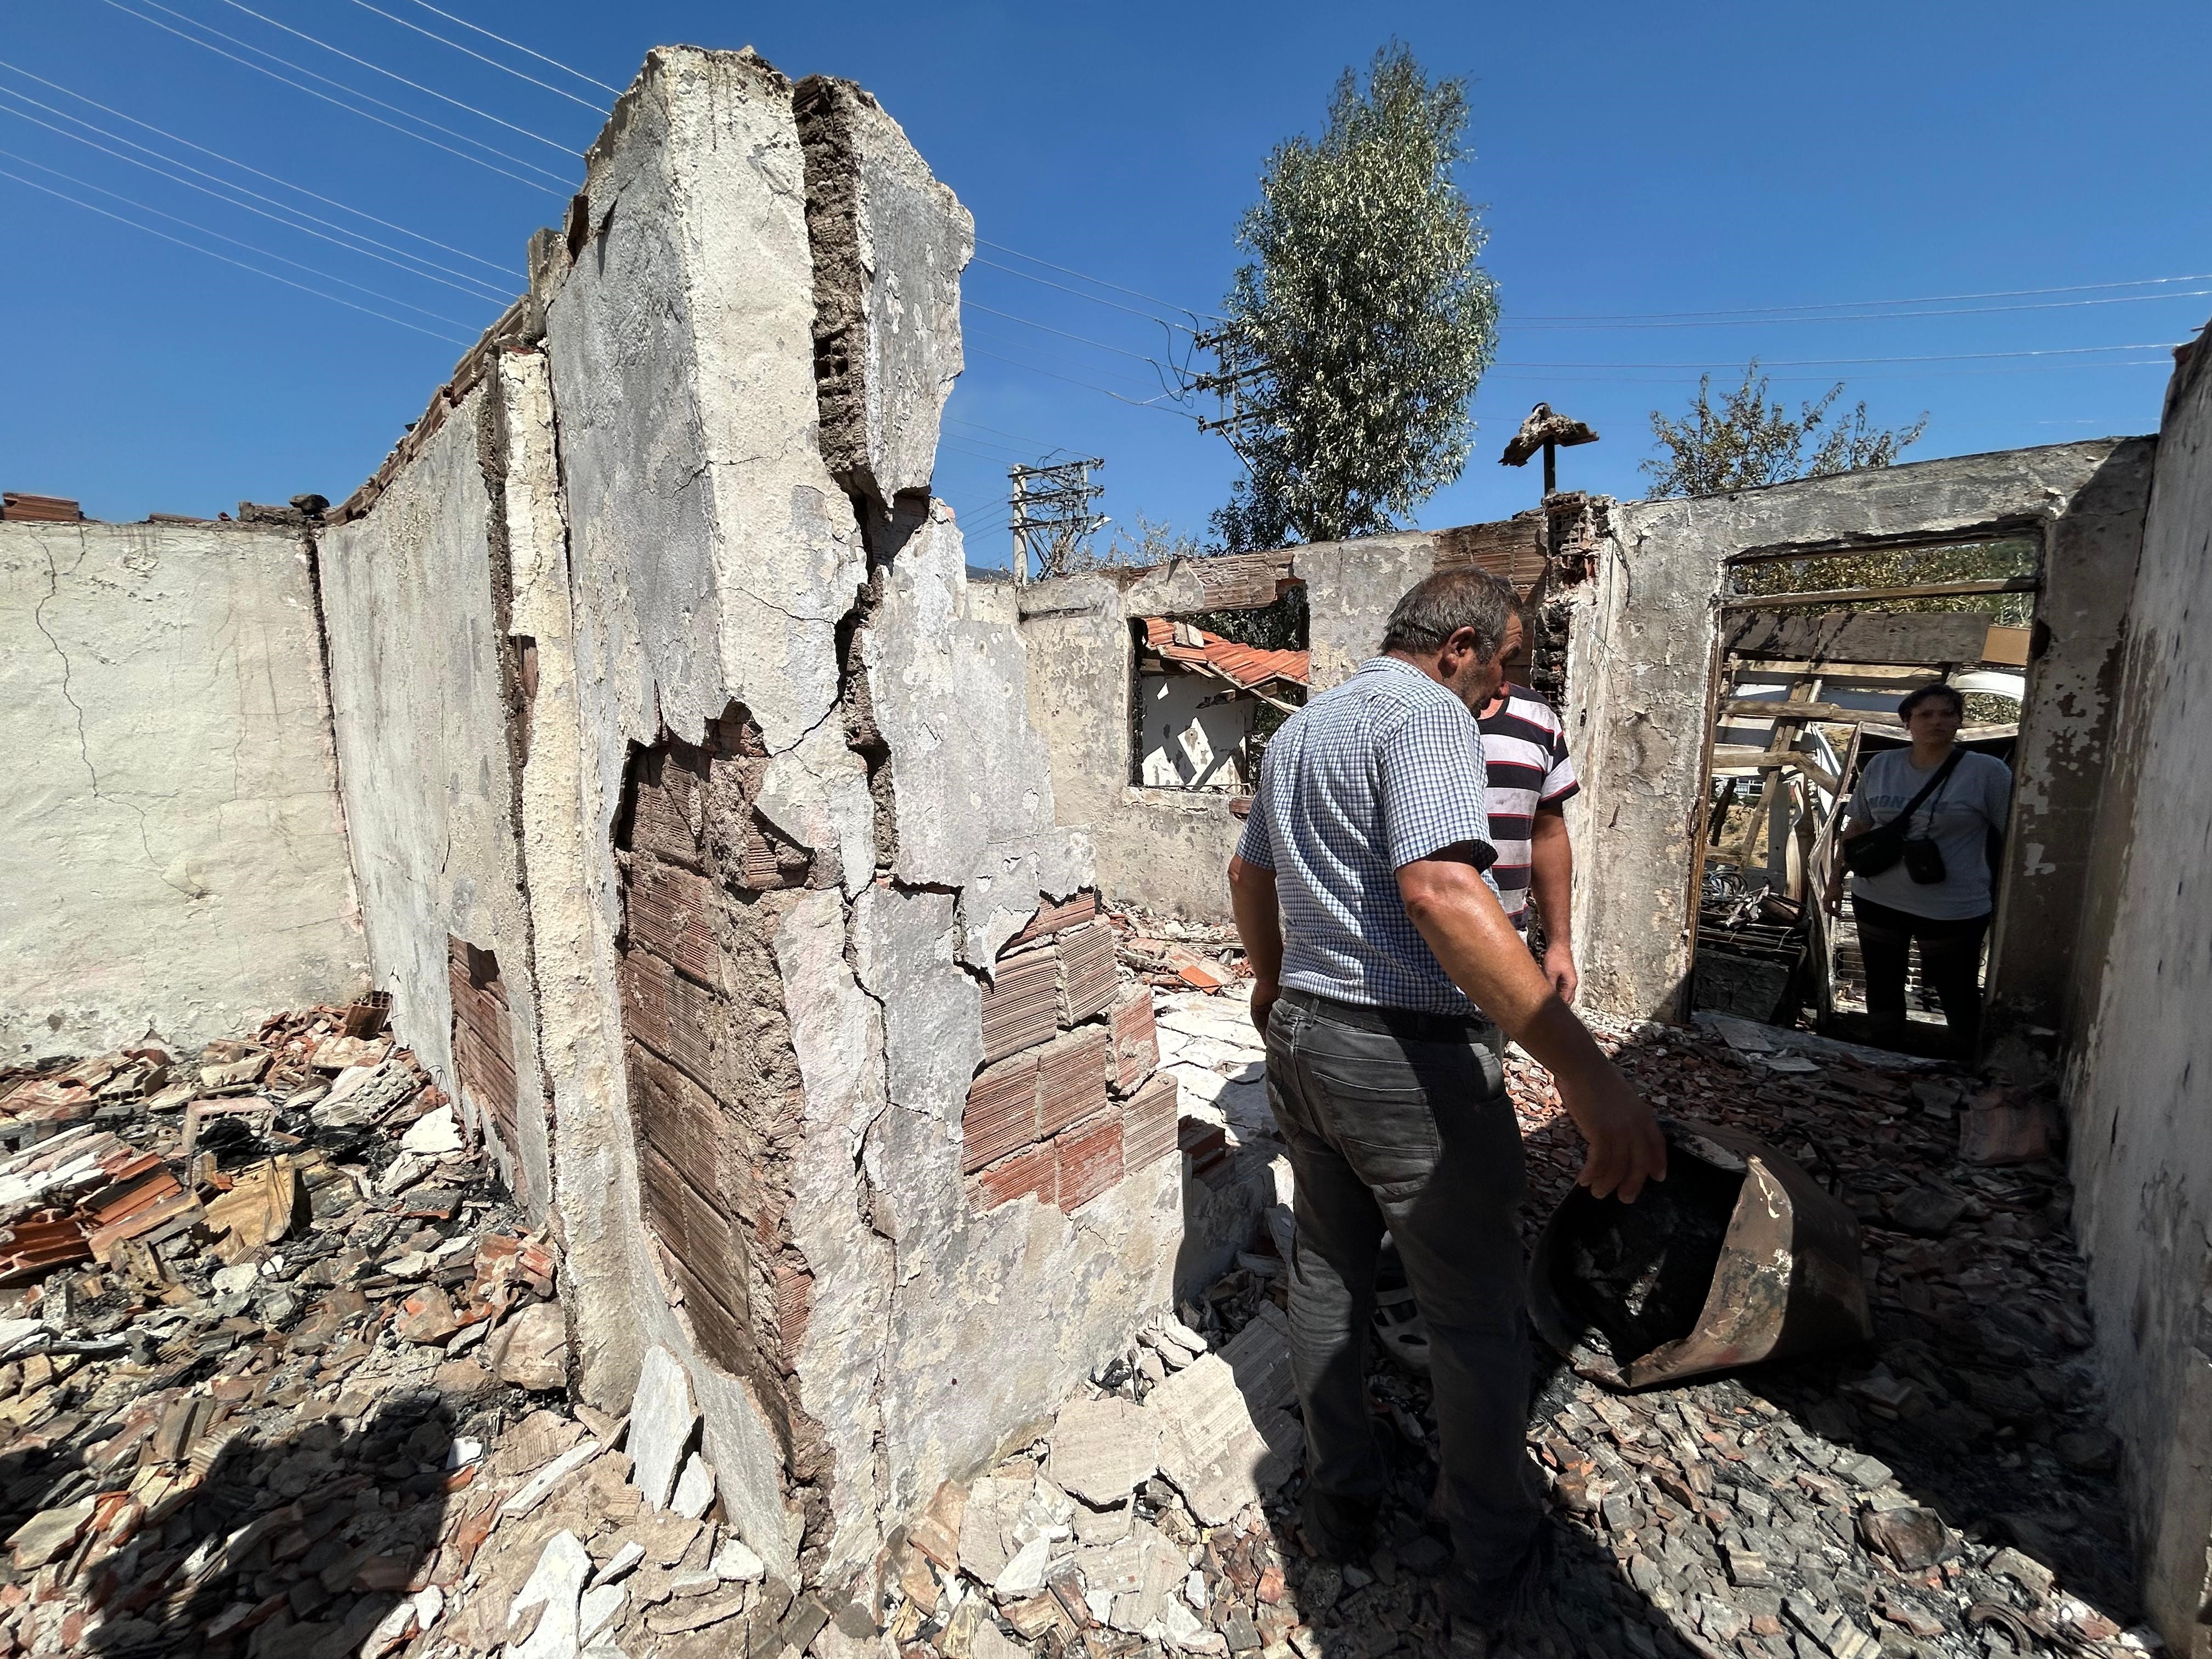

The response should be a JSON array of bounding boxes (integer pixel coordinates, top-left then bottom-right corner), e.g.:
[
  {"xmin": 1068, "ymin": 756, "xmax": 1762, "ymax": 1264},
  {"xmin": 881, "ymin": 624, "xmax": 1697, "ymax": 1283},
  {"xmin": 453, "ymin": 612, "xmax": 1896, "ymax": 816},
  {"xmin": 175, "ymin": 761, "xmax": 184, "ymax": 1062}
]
[
  {"xmin": 963, "ymin": 301, "xmax": 1188, "ymax": 371},
  {"xmin": 97, "ymin": 0, "xmax": 571, "ymax": 193},
  {"xmin": 972, "ymin": 257, "xmax": 1200, "ymax": 334},
  {"xmin": 0, "ymin": 89, "xmax": 512, "ymax": 301},
  {"xmin": 962, "ymin": 331, "xmax": 1184, "ymax": 396},
  {"xmin": 386, "ymin": 0, "xmax": 623, "ymax": 94},
  {"xmin": 1510, "ymin": 273, "xmax": 2212, "ymax": 324},
  {"xmin": 0, "ymin": 161, "xmax": 471, "ymax": 343},
  {"xmin": 341, "ymin": 0, "xmax": 606, "ymax": 111},
  {"xmin": 1505, "ymin": 289, "xmax": 2212, "ymax": 331},
  {"xmin": 0, "ymin": 144, "xmax": 480, "ymax": 326},
  {"xmin": 209, "ymin": 0, "xmax": 579, "ymax": 154},
  {"xmin": 0, "ymin": 57, "xmax": 516, "ymax": 278},
  {"xmin": 1493, "ymin": 342, "xmax": 2186, "ymax": 371},
  {"xmin": 969, "ymin": 348, "xmax": 1200, "ymax": 418},
  {"xmin": 975, "ymin": 237, "xmax": 1225, "ymax": 321},
  {"xmin": 946, "ymin": 414, "xmax": 1085, "ymax": 455}
]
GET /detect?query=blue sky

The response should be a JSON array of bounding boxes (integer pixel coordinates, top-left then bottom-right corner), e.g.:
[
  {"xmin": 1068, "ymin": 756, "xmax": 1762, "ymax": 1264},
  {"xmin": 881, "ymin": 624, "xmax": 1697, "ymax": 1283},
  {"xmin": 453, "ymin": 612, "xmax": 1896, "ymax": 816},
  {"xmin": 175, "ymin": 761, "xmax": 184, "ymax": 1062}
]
[{"xmin": 4, "ymin": 1, "xmax": 2208, "ymax": 567}]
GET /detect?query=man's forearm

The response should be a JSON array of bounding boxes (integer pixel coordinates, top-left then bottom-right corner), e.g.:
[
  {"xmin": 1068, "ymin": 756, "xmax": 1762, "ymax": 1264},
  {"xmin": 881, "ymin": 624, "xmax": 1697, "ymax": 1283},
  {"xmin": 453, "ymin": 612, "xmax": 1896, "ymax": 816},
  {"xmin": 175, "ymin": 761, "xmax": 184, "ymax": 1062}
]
[
  {"xmin": 1401, "ymin": 859, "xmax": 1604, "ymax": 1082},
  {"xmin": 1227, "ymin": 855, "xmax": 1284, "ymax": 984},
  {"xmin": 1528, "ymin": 811, "xmax": 1574, "ymax": 949}
]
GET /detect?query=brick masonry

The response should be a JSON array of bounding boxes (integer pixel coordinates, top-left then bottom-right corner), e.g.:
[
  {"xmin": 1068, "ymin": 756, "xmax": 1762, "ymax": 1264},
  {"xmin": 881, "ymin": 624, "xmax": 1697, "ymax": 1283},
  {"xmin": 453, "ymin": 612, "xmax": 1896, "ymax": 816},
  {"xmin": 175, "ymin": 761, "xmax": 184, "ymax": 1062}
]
[{"xmin": 961, "ymin": 899, "xmax": 1176, "ymax": 1214}]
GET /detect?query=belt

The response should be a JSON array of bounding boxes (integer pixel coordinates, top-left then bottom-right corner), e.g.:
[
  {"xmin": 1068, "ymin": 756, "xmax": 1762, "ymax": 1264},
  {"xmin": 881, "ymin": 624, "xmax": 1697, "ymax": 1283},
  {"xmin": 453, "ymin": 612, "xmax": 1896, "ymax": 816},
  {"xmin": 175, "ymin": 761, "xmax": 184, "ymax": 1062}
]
[{"xmin": 1278, "ymin": 988, "xmax": 1494, "ymax": 1043}]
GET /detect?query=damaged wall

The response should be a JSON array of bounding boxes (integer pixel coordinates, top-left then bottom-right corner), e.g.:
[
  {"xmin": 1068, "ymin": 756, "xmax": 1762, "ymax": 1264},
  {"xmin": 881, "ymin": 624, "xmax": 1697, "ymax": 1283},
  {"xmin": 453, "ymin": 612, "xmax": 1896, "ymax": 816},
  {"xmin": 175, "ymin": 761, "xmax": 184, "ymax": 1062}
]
[
  {"xmin": 318, "ymin": 369, "xmax": 556, "ymax": 1212},
  {"xmin": 2067, "ymin": 336, "xmax": 2212, "ymax": 1654},
  {"xmin": 1569, "ymin": 442, "xmax": 2147, "ymax": 1024},
  {"xmin": 1015, "ymin": 523, "xmax": 1537, "ymax": 924},
  {"xmin": 0, "ymin": 518, "xmax": 362, "ymax": 1061},
  {"xmin": 518, "ymin": 46, "xmax": 1183, "ymax": 1590}
]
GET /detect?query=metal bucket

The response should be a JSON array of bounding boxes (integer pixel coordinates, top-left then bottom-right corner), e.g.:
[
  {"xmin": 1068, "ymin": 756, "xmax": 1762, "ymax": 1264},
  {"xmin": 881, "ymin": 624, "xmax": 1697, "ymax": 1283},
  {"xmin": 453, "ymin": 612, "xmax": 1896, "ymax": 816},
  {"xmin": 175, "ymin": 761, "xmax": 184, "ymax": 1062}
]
[{"xmin": 1528, "ymin": 1120, "xmax": 1873, "ymax": 1390}]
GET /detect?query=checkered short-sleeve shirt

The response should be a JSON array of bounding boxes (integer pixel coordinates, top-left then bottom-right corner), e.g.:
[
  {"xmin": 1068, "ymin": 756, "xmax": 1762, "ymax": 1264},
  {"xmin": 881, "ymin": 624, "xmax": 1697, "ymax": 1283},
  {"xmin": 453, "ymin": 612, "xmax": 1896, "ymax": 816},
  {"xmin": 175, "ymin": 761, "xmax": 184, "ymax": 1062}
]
[{"xmin": 1235, "ymin": 657, "xmax": 1495, "ymax": 1015}]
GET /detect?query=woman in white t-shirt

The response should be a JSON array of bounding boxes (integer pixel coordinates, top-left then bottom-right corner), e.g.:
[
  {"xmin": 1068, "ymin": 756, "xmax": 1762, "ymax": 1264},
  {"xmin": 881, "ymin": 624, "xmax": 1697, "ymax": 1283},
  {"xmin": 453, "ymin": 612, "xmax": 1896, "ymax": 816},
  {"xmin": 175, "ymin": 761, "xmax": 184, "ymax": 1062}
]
[{"xmin": 1823, "ymin": 683, "xmax": 2012, "ymax": 1059}]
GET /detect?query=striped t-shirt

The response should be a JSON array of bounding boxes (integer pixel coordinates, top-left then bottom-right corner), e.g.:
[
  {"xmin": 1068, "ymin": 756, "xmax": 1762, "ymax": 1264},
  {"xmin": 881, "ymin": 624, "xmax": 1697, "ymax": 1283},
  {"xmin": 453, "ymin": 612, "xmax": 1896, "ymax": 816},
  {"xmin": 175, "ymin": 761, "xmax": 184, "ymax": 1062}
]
[{"xmin": 1477, "ymin": 685, "xmax": 1579, "ymax": 927}]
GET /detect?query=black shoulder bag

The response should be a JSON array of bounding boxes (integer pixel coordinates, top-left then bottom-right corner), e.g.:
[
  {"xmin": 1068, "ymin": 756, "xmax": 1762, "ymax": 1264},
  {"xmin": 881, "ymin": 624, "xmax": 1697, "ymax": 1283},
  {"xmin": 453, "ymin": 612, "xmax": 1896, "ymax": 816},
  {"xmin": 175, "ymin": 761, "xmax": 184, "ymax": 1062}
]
[{"xmin": 1842, "ymin": 750, "xmax": 1962, "ymax": 881}]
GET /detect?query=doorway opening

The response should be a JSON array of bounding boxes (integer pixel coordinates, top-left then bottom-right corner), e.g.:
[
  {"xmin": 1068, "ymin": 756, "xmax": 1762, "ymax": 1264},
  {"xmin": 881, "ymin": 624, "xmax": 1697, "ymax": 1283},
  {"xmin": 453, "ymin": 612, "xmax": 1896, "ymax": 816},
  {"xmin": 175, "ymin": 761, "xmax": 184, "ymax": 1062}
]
[{"xmin": 1689, "ymin": 533, "xmax": 2038, "ymax": 1060}]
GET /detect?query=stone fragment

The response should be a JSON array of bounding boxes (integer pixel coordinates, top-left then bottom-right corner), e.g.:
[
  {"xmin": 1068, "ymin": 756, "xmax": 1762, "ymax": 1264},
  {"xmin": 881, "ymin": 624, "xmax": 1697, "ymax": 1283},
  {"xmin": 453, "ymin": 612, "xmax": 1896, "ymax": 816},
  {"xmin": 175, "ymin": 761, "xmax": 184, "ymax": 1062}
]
[
  {"xmin": 399, "ymin": 1105, "xmax": 462, "ymax": 1154},
  {"xmin": 7, "ymin": 1498, "xmax": 94, "ymax": 1568},
  {"xmin": 501, "ymin": 1438, "xmax": 603, "ymax": 1519},
  {"xmin": 497, "ymin": 1301, "xmax": 570, "ymax": 1390},
  {"xmin": 1148, "ymin": 1304, "xmax": 1302, "ymax": 1525},
  {"xmin": 2054, "ymin": 1428, "xmax": 2119, "ymax": 1472},
  {"xmin": 511, "ymin": 1530, "xmax": 593, "ymax": 1659},
  {"xmin": 1886, "ymin": 1186, "xmax": 1969, "ymax": 1237},
  {"xmin": 396, "ymin": 1285, "xmax": 461, "ymax": 1345},
  {"xmin": 629, "ymin": 1345, "xmax": 698, "ymax": 1512},
  {"xmin": 1049, "ymin": 1396, "xmax": 1163, "ymax": 1506},
  {"xmin": 713, "ymin": 1537, "xmax": 766, "ymax": 1582},
  {"xmin": 591, "ymin": 1541, "xmax": 646, "ymax": 1588},
  {"xmin": 1987, "ymin": 1545, "xmax": 2055, "ymax": 1598},
  {"xmin": 1858, "ymin": 1506, "xmax": 1946, "ymax": 1570},
  {"xmin": 578, "ymin": 1584, "xmax": 627, "ymax": 1644},
  {"xmin": 994, "ymin": 1534, "xmax": 1053, "ymax": 1599},
  {"xmin": 910, "ymin": 1479, "xmax": 967, "ymax": 1569},
  {"xmin": 968, "ymin": 1616, "xmax": 1028, "ymax": 1659},
  {"xmin": 671, "ymin": 1452, "xmax": 716, "ymax": 1519}
]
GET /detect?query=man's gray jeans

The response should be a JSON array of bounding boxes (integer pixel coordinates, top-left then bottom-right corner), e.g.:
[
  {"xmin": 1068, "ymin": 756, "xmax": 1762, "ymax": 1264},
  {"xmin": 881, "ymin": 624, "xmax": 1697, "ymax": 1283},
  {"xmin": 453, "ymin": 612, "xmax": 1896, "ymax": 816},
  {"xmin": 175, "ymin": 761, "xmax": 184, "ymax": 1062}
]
[{"xmin": 1263, "ymin": 989, "xmax": 1545, "ymax": 1579}]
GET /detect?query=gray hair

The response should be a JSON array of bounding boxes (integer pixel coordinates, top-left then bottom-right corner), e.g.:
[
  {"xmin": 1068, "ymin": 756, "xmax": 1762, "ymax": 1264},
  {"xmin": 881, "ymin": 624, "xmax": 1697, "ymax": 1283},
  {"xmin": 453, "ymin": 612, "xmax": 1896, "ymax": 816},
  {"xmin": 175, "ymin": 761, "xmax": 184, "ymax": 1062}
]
[{"xmin": 1380, "ymin": 569, "xmax": 1517, "ymax": 660}]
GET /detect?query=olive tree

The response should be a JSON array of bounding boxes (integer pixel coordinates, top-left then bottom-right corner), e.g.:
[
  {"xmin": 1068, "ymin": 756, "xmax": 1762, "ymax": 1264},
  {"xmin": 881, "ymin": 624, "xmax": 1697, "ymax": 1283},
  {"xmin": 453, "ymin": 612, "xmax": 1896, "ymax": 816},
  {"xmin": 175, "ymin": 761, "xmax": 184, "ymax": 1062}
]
[{"xmin": 1209, "ymin": 44, "xmax": 1498, "ymax": 554}]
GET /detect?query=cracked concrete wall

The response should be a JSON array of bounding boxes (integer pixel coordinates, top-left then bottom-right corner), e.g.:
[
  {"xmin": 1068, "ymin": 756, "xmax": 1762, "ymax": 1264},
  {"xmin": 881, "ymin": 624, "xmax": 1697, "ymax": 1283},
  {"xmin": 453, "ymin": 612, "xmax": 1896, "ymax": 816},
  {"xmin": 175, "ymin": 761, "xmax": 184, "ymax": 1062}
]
[
  {"xmin": 1573, "ymin": 441, "xmax": 2142, "ymax": 1025},
  {"xmin": 527, "ymin": 46, "xmax": 1183, "ymax": 1590},
  {"xmin": 2067, "ymin": 339, "xmax": 2212, "ymax": 1655},
  {"xmin": 0, "ymin": 518, "xmax": 362, "ymax": 1062},
  {"xmin": 1014, "ymin": 533, "xmax": 1439, "ymax": 924},
  {"xmin": 318, "ymin": 380, "xmax": 551, "ymax": 1208}
]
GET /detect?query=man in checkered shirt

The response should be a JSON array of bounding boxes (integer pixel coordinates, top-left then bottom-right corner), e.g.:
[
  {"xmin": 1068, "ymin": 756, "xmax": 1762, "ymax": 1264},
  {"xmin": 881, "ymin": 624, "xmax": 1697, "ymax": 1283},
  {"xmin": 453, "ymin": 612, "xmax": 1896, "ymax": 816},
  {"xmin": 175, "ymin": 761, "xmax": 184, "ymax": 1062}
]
[{"xmin": 1228, "ymin": 569, "xmax": 1664, "ymax": 1637}]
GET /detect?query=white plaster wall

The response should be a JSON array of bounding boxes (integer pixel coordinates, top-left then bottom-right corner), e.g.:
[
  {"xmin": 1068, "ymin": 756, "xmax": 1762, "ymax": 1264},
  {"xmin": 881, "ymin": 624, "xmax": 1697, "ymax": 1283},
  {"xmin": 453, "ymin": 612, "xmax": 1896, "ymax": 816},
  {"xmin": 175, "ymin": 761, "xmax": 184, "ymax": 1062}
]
[
  {"xmin": 1580, "ymin": 441, "xmax": 2132, "ymax": 1024},
  {"xmin": 1137, "ymin": 672, "xmax": 1251, "ymax": 789},
  {"xmin": 2067, "ymin": 347, "xmax": 2212, "ymax": 1654},
  {"xmin": 0, "ymin": 520, "xmax": 361, "ymax": 1061},
  {"xmin": 544, "ymin": 46, "xmax": 855, "ymax": 1574},
  {"xmin": 318, "ymin": 387, "xmax": 548, "ymax": 1205}
]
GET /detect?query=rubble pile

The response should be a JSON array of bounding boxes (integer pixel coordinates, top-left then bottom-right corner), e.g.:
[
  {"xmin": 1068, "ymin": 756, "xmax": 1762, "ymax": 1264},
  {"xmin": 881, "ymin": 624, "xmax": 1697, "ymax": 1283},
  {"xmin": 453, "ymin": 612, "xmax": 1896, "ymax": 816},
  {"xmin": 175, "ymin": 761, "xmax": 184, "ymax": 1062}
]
[
  {"xmin": 0, "ymin": 1007, "xmax": 571, "ymax": 1659},
  {"xmin": 1103, "ymin": 905, "xmax": 1249, "ymax": 996}
]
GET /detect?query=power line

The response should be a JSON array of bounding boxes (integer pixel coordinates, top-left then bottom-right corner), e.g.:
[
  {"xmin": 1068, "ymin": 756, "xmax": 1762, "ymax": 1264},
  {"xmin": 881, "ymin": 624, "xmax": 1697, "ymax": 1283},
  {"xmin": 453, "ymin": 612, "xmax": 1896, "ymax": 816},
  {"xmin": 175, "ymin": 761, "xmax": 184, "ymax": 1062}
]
[
  {"xmin": 0, "ymin": 144, "xmax": 478, "ymax": 326},
  {"xmin": 341, "ymin": 0, "xmax": 607, "ymax": 111},
  {"xmin": 0, "ymin": 161, "xmax": 471, "ymax": 343},
  {"xmin": 0, "ymin": 57, "xmax": 516, "ymax": 278},
  {"xmin": 98, "ymin": 0, "xmax": 571, "ymax": 194},
  {"xmin": 1506, "ymin": 288, "xmax": 2212, "ymax": 331},
  {"xmin": 964, "ymin": 300, "xmax": 1189, "ymax": 373},
  {"xmin": 1493, "ymin": 342, "xmax": 2187, "ymax": 371},
  {"xmin": 0, "ymin": 89, "xmax": 512, "ymax": 301},
  {"xmin": 970, "ymin": 349, "xmax": 1201, "ymax": 417},
  {"xmin": 384, "ymin": 0, "xmax": 623, "ymax": 94},
  {"xmin": 975, "ymin": 237, "xmax": 1224, "ymax": 321},
  {"xmin": 210, "ymin": 0, "xmax": 578, "ymax": 154},
  {"xmin": 945, "ymin": 415, "xmax": 1084, "ymax": 456},
  {"xmin": 1510, "ymin": 273, "xmax": 2212, "ymax": 324},
  {"xmin": 972, "ymin": 256, "xmax": 1199, "ymax": 334}
]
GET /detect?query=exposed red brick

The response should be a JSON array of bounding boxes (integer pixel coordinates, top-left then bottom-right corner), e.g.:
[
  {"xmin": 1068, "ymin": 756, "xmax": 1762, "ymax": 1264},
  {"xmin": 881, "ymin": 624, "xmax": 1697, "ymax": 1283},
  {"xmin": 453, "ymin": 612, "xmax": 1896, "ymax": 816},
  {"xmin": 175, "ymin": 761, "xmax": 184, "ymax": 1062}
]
[
  {"xmin": 448, "ymin": 938, "xmax": 523, "ymax": 1198},
  {"xmin": 980, "ymin": 943, "xmax": 1061, "ymax": 1064},
  {"xmin": 1010, "ymin": 890, "xmax": 1098, "ymax": 947},
  {"xmin": 1107, "ymin": 988, "xmax": 1159, "ymax": 1095},
  {"xmin": 963, "ymin": 1051, "xmax": 1041, "ymax": 1173},
  {"xmin": 967, "ymin": 1143, "xmax": 1054, "ymax": 1211},
  {"xmin": 1058, "ymin": 922, "xmax": 1120, "ymax": 1024},
  {"xmin": 1054, "ymin": 1111, "xmax": 1124, "ymax": 1214},
  {"xmin": 1121, "ymin": 1071, "xmax": 1180, "ymax": 1171},
  {"xmin": 1035, "ymin": 1028, "xmax": 1110, "ymax": 1139},
  {"xmin": 624, "ymin": 859, "xmax": 719, "ymax": 985}
]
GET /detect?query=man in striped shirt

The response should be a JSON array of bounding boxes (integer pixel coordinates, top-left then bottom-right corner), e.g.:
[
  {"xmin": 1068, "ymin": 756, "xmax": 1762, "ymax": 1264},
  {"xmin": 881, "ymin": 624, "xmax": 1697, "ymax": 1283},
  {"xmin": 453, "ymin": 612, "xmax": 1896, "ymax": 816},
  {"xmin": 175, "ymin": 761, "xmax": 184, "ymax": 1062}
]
[{"xmin": 1479, "ymin": 610, "xmax": 1582, "ymax": 1002}]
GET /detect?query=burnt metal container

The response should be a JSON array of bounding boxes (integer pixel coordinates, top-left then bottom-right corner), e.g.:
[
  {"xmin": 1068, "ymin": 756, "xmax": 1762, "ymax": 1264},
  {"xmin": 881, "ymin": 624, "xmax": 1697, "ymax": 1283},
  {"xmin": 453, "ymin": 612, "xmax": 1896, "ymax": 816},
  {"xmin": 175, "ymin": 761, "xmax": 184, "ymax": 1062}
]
[{"xmin": 1529, "ymin": 1120, "xmax": 1873, "ymax": 1390}]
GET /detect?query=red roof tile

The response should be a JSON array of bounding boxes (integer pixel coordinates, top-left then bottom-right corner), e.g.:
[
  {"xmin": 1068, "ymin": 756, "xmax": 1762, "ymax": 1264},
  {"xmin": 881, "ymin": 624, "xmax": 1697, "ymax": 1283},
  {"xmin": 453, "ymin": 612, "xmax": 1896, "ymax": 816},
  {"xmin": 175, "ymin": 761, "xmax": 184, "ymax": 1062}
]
[{"xmin": 1141, "ymin": 618, "xmax": 1307, "ymax": 691}]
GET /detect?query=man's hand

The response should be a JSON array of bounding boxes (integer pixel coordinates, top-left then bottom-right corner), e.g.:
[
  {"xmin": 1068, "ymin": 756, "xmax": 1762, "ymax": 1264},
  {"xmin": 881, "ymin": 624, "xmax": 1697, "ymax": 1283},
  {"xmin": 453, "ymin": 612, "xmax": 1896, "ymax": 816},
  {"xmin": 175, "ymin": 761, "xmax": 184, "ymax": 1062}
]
[
  {"xmin": 1556, "ymin": 1060, "xmax": 1669, "ymax": 1203},
  {"xmin": 1249, "ymin": 975, "xmax": 1280, "ymax": 1039},
  {"xmin": 1542, "ymin": 942, "xmax": 1579, "ymax": 1005}
]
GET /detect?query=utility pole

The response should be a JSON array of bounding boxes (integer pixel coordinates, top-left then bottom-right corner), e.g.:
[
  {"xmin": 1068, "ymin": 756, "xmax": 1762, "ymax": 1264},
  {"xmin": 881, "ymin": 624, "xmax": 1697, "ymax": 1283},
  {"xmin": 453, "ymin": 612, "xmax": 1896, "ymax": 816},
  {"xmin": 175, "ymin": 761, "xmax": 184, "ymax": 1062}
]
[{"xmin": 1006, "ymin": 459, "xmax": 1108, "ymax": 581}]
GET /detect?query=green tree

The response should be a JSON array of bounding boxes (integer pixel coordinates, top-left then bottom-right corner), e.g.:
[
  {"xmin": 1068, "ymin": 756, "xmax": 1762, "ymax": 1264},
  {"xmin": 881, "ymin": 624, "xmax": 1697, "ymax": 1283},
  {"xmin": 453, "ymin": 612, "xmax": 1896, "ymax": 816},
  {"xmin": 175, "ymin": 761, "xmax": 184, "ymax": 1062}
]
[
  {"xmin": 1641, "ymin": 363, "xmax": 1928, "ymax": 500},
  {"xmin": 1209, "ymin": 43, "xmax": 1498, "ymax": 554}
]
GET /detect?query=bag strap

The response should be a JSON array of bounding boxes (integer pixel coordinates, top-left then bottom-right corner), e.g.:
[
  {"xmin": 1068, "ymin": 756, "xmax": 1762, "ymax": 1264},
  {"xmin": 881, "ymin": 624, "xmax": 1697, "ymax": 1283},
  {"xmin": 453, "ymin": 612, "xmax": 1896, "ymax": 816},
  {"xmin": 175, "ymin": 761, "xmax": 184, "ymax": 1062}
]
[{"xmin": 1885, "ymin": 748, "xmax": 1963, "ymax": 832}]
